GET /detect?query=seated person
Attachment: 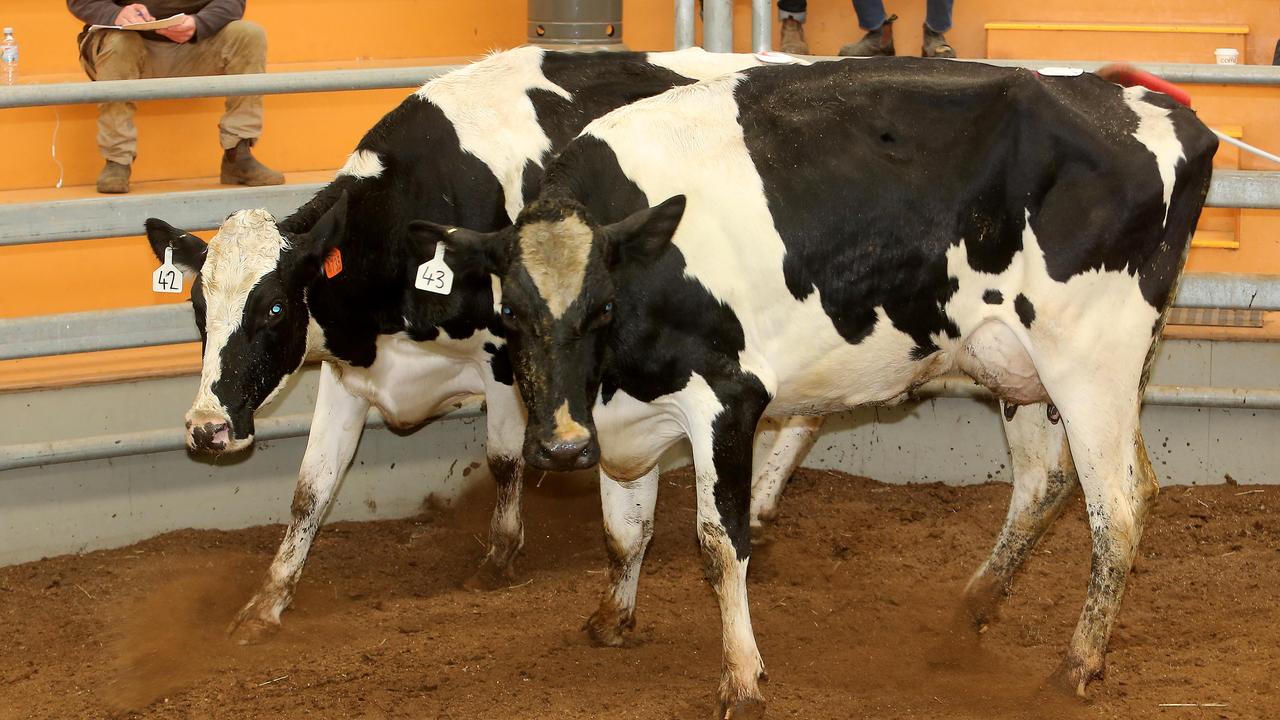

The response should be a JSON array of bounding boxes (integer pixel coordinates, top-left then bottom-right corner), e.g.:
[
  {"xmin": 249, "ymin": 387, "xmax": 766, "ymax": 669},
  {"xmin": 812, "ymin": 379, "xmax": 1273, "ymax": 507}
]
[{"xmin": 67, "ymin": 1, "xmax": 284, "ymax": 193}]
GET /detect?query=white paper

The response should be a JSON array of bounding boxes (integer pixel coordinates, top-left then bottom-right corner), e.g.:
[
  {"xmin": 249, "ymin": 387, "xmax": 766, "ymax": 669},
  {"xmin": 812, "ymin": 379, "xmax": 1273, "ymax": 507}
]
[{"xmin": 89, "ymin": 14, "xmax": 186, "ymax": 33}]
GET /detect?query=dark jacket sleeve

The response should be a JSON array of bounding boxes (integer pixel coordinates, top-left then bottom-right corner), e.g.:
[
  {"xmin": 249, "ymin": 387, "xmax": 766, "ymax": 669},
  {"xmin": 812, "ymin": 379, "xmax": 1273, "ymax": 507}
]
[
  {"xmin": 191, "ymin": 0, "xmax": 246, "ymax": 42},
  {"xmin": 66, "ymin": 0, "xmax": 126, "ymax": 27}
]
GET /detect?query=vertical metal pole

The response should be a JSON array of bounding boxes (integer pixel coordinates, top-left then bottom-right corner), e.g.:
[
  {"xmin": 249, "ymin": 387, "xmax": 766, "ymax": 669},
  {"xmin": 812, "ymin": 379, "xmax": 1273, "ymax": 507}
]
[
  {"xmin": 751, "ymin": 0, "xmax": 771, "ymax": 53},
  {"xmin": 674, "ymin": 0, "xmax": 695, "ymax": 49},
  {"xmin": 703, "ymin": 0, "xmax": 733, "ymax": 52}
]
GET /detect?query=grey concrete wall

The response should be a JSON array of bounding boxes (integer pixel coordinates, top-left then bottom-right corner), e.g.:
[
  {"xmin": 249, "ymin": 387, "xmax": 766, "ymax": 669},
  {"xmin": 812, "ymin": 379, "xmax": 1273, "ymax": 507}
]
[
  {"xmin": 0, "ymin": 365, "xmax": 490, "ymax": 566},
  {"xmin": 789, "ymin": 338, "xmax": 1280, "ymax": 486},
  {"xmin": 1, "ymin": 337, "xmax": 1277, "ymax": 565}
]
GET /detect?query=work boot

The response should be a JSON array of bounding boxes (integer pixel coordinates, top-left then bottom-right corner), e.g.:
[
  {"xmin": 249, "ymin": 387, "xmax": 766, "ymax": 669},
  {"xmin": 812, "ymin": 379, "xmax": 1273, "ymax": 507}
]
[
  {"xmin": 839, "ymin": 14, "xmax": 896, "ymax": 57},
  {"xmin": 779, "ymin": 18, "xmax": 809, "ymax": 55},
  {"xmin": 922, "ymin": 25, "xmax": 956, "ymax": 58},
  {"xmin": 97, "ymin": 160, "xmax": 131, "ymax": 194},
  {"xmin": 221, "ymin": 139, "xmax": 285, "ymax": 187}
]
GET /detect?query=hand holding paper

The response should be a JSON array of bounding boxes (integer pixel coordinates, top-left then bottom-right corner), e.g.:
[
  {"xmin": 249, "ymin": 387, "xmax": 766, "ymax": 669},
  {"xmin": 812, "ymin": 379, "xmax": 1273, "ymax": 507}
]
[{"xmin": 88, "ymin": 13, "xmax": 188, "ymax": 33}]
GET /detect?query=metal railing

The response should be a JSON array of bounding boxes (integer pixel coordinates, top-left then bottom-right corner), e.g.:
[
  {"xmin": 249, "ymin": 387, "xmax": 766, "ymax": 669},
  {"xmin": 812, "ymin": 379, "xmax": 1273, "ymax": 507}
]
[
  {"xmin": 676, "ymin": 0, "xmax": 773, "ymax": 53},
  {"xmin": 0, "ymin": 404, "xmax": 485, "ymax": 472},
  {"xmin": 0, "ymin": 65, "xmax": 463, "ymax": 109},
  {"xmin": 0, "ymin": 169, "xmax": 1273, "ymax": 249},
  {"xmin": 0, "ymin": 183, "xmax": 323, "ymax": 246}
]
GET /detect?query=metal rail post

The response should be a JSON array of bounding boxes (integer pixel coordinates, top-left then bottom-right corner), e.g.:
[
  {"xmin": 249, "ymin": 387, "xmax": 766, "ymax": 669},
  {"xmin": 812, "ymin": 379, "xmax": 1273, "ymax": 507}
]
[
  {"xmin": 674, "ymin": 0, "xmax": 696, "ymax": 49},
  {"xmin": 528, "ymin": 0, "xmax": 624, "ymax": 47},
  {"xmin": 703, "ymin": 0, "xmax": 733, "ymax": 52},
  {"xmin": 752, "ymin": 0, "xmax": 772, "ymax": 53}
]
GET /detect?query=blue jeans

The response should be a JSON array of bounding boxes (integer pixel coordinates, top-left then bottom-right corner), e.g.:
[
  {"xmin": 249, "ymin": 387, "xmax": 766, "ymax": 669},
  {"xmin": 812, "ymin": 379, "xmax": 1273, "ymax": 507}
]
[{"xmin": 779, "ymin": 0, "xmax": 954, "ymax": 33}]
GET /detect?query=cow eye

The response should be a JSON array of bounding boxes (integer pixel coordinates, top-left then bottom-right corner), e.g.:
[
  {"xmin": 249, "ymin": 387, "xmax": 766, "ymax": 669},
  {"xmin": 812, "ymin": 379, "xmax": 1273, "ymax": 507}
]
[
  {"xmin": 501, "ymin": 304, "xmax": 514, "ymax": 319},
  {"xmin": 269, "ymin": 302, "xmax": 283, "ymax": 317},
  {"xmin": 586, "ymin": 301, "xmax": 614, "ymax": 330}
]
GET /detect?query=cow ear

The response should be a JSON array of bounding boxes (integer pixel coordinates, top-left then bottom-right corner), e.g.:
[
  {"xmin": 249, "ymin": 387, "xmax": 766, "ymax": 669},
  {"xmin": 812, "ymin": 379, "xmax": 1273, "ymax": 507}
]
[
  {"xmin": 288, "ymin": 191, "xmax": 349, "ymax": 278},
  {"xmin": 602, "ymin": 195, "xmax": 686, "ymax": 265},
  {"xmin": 144, "ymin": 218, "xmax": 208, "ymax": 274},
  {"xmin": 407, "ymin": 220, "xmax": 511, "ymax": 275}
]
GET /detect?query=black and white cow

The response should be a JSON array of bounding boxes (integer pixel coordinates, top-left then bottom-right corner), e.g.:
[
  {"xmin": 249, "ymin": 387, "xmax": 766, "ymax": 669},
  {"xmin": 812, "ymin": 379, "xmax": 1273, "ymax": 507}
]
[
  {"xmin": 143, "ymin": 47, "xmax": 824, "ymax": 644},
  {"xmin": 424, "ymin": 58, "xmax": 1217, "ymax": 716}
]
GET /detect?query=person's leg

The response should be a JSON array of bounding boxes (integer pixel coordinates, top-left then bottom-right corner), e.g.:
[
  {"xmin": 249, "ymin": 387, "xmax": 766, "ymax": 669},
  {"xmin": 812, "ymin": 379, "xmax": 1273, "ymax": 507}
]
[
  {"xmin": 777, "ymin": 0, "xmax": 809, "ymax": 53},
  {"xmin": 850, "ymin": 0, "xmax": 888, "ymax": 30},
  {"xmin": 158, "ymin": 20, "xmax": 282, "ymax": 185},
  {"xmin": 82, "ymin": 31, "xmax": 148, "ymax": 191},
  {"xmin": 160, "ymin": 20, "xmax": 266, "ymax": 150},
  {"xmin": 922, "ymin": 0, "xmax": 956, "ymax": 57},
  {"xmin": 925, "ymin": 0, "xmax": 954, "ymax": 33},
  {"xmin": 777, "ymin": 0, "xmax": 806, "ymax": 22},
  {"xmin": 840, "ymin": 1, "xmax": 895, "ymax": 56}
]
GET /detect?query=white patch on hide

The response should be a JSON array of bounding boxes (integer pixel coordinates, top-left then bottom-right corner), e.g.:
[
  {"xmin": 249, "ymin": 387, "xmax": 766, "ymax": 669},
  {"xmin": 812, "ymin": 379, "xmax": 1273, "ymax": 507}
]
[
  {"xmin": 418, "ymin": 46, "xmax": 571, "ymax": 223},
  {"xmin": 337, "ymin": 148, "xmax": 385, "ymax": 179},
  {"xmin": 1122, "ymin": 86, "xmax": 1185, "ymax": 225}
]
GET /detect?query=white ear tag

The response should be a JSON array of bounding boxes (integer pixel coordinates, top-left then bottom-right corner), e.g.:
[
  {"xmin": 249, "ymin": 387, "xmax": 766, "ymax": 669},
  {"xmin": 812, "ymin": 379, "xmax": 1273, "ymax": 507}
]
[
  {"xmin": 415, "ymin": 240, "xmax": 454, "ymax": 295},
  {"xmin": 152, "ymin": 246, "xmax": 184, "ymax": 294}
]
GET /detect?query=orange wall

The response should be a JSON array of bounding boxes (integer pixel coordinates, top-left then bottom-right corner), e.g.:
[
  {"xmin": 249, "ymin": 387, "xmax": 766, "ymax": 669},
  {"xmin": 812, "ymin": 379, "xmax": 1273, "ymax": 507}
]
[{"xmin": 6, "ymin": 0, "xmax": 525, "ymax": 76}]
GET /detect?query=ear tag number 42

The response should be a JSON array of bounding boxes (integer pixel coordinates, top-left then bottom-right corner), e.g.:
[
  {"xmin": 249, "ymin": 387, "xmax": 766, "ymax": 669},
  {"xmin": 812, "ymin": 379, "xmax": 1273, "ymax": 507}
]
[
  {"xmin": 152, "ymin": 246, "xmax": 184, "ymax": 294},
  {"xmin": 415, "ymin": 240, "xmax": 454, "ymax": 295}
]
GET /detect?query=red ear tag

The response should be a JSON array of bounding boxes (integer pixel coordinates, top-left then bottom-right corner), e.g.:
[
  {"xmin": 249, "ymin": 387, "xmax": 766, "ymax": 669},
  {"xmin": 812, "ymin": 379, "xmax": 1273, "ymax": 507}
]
[{"xmin": 323, "ymin": 248, "xmax": 343, "ymax": 278}]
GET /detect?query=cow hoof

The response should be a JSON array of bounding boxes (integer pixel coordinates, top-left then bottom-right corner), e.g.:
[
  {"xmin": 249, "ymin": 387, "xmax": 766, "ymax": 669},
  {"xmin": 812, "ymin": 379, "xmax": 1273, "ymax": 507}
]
[
  {"xmin": 958, "ymin": 573, "xmax": 1005, "ymax": 634},
  {"xmin": 463, "ymin": 560, "xmax": 515, "ymax": 592},
  {"xmin": 227, "ymin": 613, "xmax": 280, "ymax": 646},
  {"xmin": 1047, "ymin": 655, "xmax": 1104, "ymax": 699},
  {"xmin": 584, "ymin": 603, "xmax": 634, "ymax": 647},
  {"xmin": 749, "ymin": 522, "xmax": 774, "ymax": 547},
  {"xmin": 718, "ymin": 696, "xmax": 766, "ymax": 720}
]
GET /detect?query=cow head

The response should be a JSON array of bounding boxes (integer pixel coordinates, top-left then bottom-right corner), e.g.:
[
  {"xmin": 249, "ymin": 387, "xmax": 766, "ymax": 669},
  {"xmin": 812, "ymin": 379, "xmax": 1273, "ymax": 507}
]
[
  {"xmin": 144, "ymin": 194, "xmax": 348, "ymax": 454},
  {"xmin": 410, "ymin": 194, "xmax": 685, "ymax": 472}
]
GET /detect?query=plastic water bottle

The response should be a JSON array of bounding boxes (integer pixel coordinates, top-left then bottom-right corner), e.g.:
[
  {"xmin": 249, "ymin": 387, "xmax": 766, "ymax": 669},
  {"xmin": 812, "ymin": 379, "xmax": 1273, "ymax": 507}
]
[{"xmin": 1, "ymin": 28, "xmax": 17, "ymax": 85}]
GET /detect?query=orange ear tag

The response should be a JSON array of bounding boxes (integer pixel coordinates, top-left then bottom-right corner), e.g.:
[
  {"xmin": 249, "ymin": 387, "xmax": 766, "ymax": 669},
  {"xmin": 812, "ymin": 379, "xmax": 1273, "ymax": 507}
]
[{"xmin": 323, "ymin": 248, "xmax": 343, "ymax": 278}]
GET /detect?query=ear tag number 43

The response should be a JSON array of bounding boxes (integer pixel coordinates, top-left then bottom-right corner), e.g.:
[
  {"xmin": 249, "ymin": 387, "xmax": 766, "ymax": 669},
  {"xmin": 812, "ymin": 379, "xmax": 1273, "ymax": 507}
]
[
  {"xmin": 152, "ymin": 246, "xmax": 184, "ymax": 294},
  {"xmin": 415, "ymin": 240, "xmax": 454, "ymax": 295}
]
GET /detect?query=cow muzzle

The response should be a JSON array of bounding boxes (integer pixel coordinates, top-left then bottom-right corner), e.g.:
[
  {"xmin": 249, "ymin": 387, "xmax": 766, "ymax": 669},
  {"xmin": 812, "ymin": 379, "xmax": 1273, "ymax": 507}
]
[
  {"xmin": 185, "ymin": 412, "xmax": 251, "ymax": 454},
  {"xmin": 525, "ymin": 432, "xmax": 599, "ymax": 471}
]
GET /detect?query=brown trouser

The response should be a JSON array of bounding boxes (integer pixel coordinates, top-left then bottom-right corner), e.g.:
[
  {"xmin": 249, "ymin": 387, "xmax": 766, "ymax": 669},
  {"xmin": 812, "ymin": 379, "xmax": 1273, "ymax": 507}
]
[{"xmin": 78, "ymin": 20, "xmax": 268, "ymax": 165}]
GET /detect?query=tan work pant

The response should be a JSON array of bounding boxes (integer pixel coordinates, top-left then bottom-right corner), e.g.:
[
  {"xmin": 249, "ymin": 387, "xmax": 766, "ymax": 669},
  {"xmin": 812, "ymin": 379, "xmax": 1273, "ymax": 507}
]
[{"xmin": 79, "ymin": 20, "xmax": 268, "ymax": 165}]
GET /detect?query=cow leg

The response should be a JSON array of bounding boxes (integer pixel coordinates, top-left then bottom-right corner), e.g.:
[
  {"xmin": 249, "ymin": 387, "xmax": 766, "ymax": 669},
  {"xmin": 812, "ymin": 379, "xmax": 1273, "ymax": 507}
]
[
  {"xmin": 749, "ymin": 415, "xmax": 823, "ymax": 541},
  {"xmin": 466, "ymin": 454, "xmax": 526, "ymax": 589},
  {"xmin": 229, "ymin": 361, "xmax": 368, "ymax": 644},
  {"xmin": 961, "ymin": 400, "xmax": 1078, "ymax": 630},
  {"xmin": 467, "ymin": 384, "xmax": 528, "ymax": 590},
  {"xmin": 586, "ymin": 465, "xmax": 660, "ymax": 647},
  {"xmin": 1044, "ymin": 380, "xmax": 1157, "ymax": 696},
  {"xmin": 688, "ymin": 382, "xmax": 770, "ymax": 719}
]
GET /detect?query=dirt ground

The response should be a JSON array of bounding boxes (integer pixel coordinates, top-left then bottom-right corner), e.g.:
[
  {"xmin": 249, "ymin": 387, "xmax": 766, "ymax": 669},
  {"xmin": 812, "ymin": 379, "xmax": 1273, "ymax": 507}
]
[{"xmin": 1, "ymin": 468, "xmax": 1276, "ymax": 720}]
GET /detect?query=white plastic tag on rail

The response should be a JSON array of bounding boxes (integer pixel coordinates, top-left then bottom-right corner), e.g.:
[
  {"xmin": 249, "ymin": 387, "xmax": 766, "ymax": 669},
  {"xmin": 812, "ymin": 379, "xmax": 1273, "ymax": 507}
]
[
  {"xmin": 1037, "ymin": 67, "xmax": 1085, "ymax": 77},
  {"xmin": 415, "ymin": 241, "xmax": 454, "ymax": 295},
  {"xmin": 152, "ymin": 246, "xmax": 184, "ymax": 294}
]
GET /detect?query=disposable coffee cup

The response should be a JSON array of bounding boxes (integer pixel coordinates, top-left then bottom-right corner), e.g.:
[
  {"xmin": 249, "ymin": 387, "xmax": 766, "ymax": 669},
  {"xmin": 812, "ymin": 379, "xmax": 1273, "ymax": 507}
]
[{"xmin": 1215, "ymin": 48, "xmax": 1239, "ymax": 65}]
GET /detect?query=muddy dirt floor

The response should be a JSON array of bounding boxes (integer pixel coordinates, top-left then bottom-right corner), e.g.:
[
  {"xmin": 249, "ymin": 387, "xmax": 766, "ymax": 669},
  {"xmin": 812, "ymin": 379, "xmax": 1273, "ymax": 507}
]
[{"xmin": 1, "ymin": 468, "xmax": 1277, "ymax": 720}]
